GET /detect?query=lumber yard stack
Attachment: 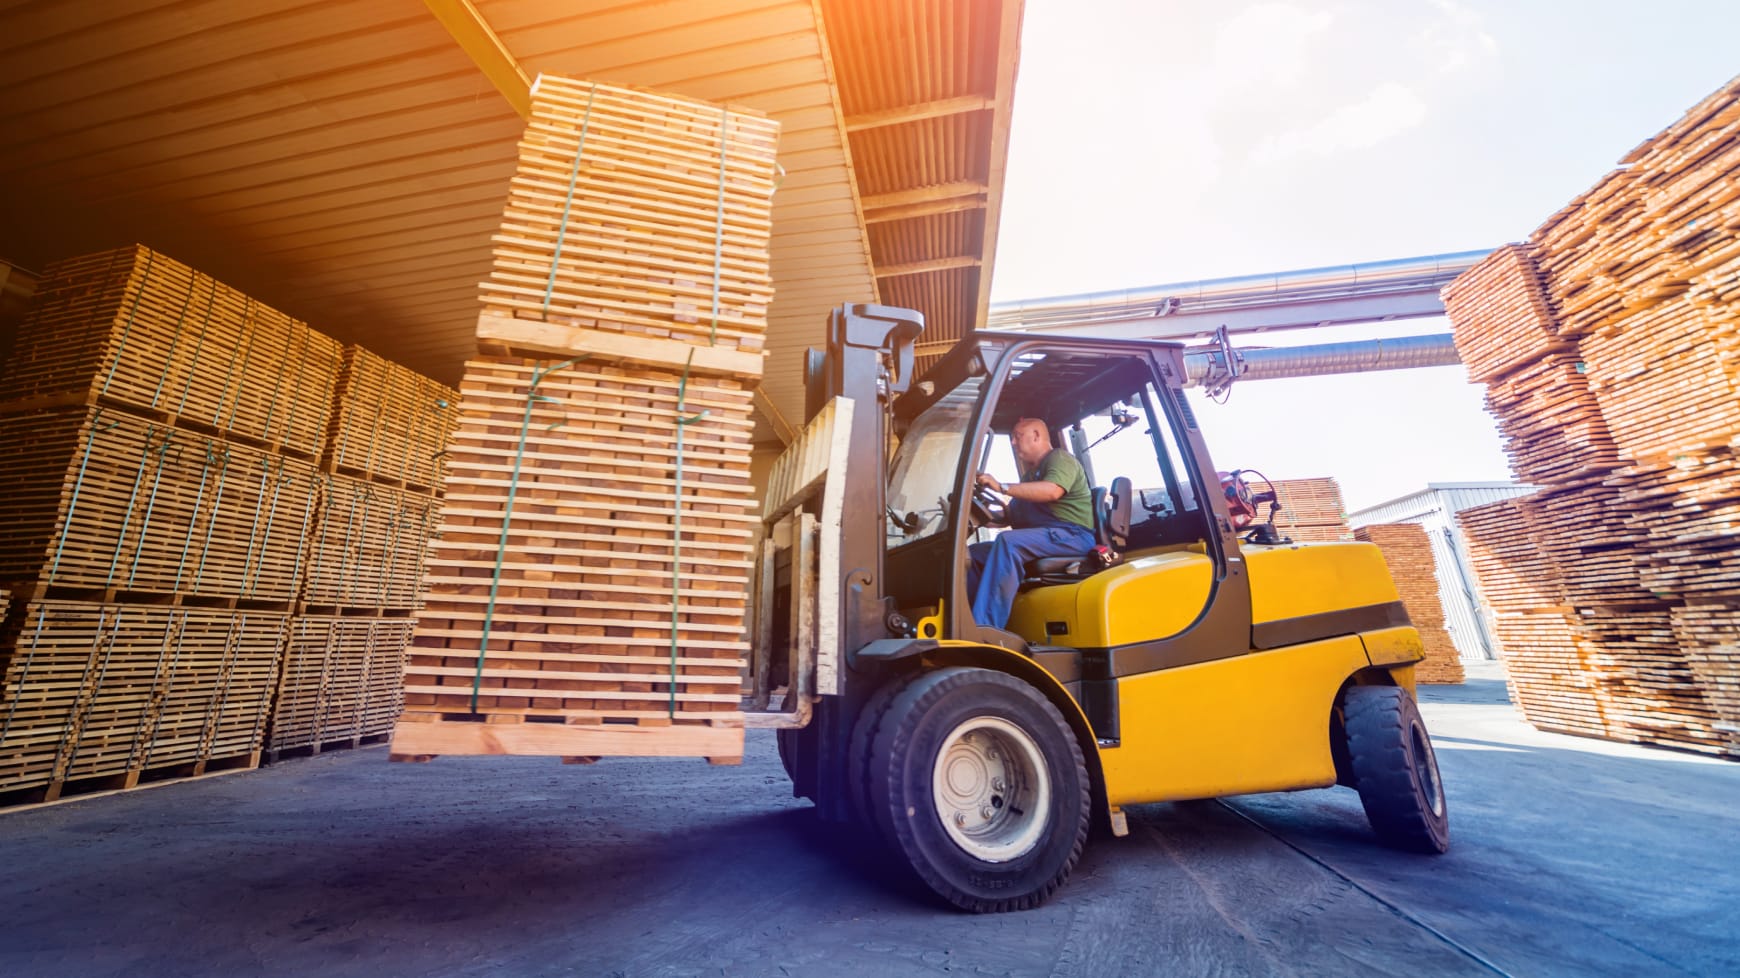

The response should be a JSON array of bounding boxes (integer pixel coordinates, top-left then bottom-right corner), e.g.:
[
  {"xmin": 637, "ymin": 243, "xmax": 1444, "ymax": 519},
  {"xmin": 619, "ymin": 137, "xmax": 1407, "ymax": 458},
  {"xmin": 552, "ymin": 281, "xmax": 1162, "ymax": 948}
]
[
  {"xmin": 0, "ymin": 245, "xmax": 337, "ymax": 801},
  {"xmin": 1444, "ymin": 74, "xmax": 1740, "ymax": 756},
  {"xmin": 266, "ymin": 346, "xmax": 458, "ymax": 759},
  {"xmin": 1354, "ymin": 524, "xmax": 1465, "ymax": 683},
  {"xmin": 1269, "ymin": 477, "xmax": 1354, "ymax": 542},
  {"xmin": 391, "ymin": 76, "xmax": 779, "ymax": 766}
]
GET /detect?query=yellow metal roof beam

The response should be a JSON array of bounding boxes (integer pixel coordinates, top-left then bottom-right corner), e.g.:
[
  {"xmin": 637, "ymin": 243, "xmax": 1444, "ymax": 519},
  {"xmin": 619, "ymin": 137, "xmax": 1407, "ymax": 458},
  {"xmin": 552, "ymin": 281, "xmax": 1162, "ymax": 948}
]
[
  {"xmin": 859, "ymin": 181, "xmax": 989, "ymax": 211},
  {"xmin": 844, "ymin": 95, "xmax": 995, "ymax": 133},
  {"xmin": 423, "ymin": 0, "xmax": 532, "ymax": 119},
  {"xmin": 874, "ymin": 256, "xmax": 981, "ymax": 279},
  {"xmin": 863, "ymin": 193, "xmax": 989, "ymax": 224}
]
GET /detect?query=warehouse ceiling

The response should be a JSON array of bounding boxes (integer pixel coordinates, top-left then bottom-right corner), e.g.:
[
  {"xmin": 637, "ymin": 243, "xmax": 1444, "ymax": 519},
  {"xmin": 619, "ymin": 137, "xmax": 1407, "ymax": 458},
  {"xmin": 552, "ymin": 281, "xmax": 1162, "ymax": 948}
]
[{"xmin": 0, "ymin": 0, "xmax": 1022, "ymax": 441}]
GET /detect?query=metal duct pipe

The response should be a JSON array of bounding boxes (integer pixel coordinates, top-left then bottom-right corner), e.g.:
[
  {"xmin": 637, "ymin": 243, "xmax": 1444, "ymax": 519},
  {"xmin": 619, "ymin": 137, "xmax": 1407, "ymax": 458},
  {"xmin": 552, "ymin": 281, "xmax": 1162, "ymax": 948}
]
[
  {"xmin": 1183, "ymin": 333, "xmax": 1461, "ymax": 388},
  {"xmin": 990, "ymin": 250, "xmax": 1491, "ymax": 332}
]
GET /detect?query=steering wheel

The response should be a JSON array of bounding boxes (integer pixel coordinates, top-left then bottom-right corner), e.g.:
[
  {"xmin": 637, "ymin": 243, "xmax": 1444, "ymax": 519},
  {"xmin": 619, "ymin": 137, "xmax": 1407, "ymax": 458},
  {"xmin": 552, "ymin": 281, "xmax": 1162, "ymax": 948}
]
[{"xmin": 969, "ymin": 485, "xmax": 1010, "ymax": 528}]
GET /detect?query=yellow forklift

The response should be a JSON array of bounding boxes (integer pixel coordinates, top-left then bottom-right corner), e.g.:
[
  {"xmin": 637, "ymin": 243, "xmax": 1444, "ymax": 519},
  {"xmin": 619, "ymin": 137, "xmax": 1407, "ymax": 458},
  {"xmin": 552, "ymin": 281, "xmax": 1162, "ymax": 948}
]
[{"xmin": 755, "ymin": 304, "xmax": 1448, "ymax": 913}]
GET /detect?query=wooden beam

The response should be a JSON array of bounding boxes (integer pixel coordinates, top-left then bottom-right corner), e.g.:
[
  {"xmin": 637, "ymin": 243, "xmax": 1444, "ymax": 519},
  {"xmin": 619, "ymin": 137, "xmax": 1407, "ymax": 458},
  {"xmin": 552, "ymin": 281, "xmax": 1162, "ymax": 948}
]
[
  {"xmin": 475, "ymin": 314, "xmax": 765, "ymax": 379},
  {"xmin": 972, "ymin": 0, "xmax": 1027, "ymax": 328},
  {"xmin": 844, "ymin": 95, "xmax": 995, "ymax": 133},
  {"xmin": 752, "ymin": 386, "xmax": 797, "ymax": 446},
  {"xmin": 422, "ymin": 0, "xmax": 532, "ymax": 119},
  {"xmin": 863, "ymin": 194, "xmax": 989, "ymax": 224},
  {"xmin": 873, "ymin": 256, "xmax": 981, "ymax": 279},
  {"xmin": 858, "ymin": 181, "xmax": 989, "ymax": 212}
]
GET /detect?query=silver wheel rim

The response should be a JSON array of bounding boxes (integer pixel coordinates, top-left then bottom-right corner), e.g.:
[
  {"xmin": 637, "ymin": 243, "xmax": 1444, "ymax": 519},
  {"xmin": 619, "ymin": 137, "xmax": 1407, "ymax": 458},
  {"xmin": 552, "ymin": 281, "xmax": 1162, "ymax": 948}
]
[
  {"xmin": 932, "ymin": 716, "xmax": 1051, "ymax": 862},
  {"xmin": 1411, "ymin": 721, "xmax": 1445, "ymax": 818}
]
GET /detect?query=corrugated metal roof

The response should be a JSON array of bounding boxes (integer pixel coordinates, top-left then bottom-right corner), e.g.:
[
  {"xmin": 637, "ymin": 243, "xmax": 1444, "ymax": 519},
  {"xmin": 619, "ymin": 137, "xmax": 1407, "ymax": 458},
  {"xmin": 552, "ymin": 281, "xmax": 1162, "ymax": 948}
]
[{"xmin": 0, "ymin": 0, "xmax": 1022, "ymax": 436}]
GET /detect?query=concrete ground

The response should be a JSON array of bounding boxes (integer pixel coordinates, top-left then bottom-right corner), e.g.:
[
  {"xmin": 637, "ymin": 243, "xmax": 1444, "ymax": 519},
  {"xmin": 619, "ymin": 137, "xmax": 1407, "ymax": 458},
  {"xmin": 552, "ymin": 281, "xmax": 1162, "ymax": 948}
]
[{"xmin": 2, "ymin": 663, "xmax": 1737, "ymax": 978}]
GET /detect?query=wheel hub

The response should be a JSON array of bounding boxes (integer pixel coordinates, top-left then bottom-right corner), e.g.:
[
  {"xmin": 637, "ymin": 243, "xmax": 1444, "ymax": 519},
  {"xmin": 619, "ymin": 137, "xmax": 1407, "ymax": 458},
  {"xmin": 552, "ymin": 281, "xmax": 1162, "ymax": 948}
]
[{"xmin": 932, "ymin": 716, "xmax": 1051, "ymax": 862}]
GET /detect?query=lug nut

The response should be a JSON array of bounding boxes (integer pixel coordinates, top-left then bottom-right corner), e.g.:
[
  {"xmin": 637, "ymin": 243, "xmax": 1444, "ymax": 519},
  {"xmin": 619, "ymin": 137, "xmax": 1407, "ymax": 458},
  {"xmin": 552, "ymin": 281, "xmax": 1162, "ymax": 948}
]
[
  {"xmin": 981, "ymin": 806, "xmax": 994, "ymax": 819},
  {"xmin": 954, "ymin": 812, "xmax": 966, "ymax": 826}
]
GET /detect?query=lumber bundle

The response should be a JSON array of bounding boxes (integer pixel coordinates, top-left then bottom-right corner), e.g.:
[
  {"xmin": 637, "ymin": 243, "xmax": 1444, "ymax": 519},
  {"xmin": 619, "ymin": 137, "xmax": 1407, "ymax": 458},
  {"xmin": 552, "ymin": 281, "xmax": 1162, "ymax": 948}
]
[
  {"xmin": 1353, "ymin": 524, "xmax": 1463, "ymax": 683},
  {"xmin": 0, "ymin": 406, "xmax": 320, "ymax": 603},
  {"xmin": 0, "ymin": 601, "xmax": 285, "ymax": 799},
  {"xmin": 323, "ymin": 345, "xmax": 460, "ymax": 492},
  {"xmin": 302, "ymin": 475, "xmax": 441, "ymax": 611},
  {"xmin": 0, "ymin": 246, "xmax": 342, "ymax": 458},
  {"xmin": 1269, "ymin": 478, "xmax": 1352, "ymax": 542},
  {"xmin": 479, "ymin": 76, "xmax": 779, "ymax": 358},
  {"xmin": 267, "ymin": 615, "xmax": 413, "ymax": 756},
  {"xmin": 1440, "ymin": 244, "xmax": 1568, "ymax": 383},
  {"xmin": 1443, "ymin": 75, "xmax": 1740, "ymax": 756},
  {"xmin": 393, "ymin": 75, "xmax": 779, "ymax": 765}
]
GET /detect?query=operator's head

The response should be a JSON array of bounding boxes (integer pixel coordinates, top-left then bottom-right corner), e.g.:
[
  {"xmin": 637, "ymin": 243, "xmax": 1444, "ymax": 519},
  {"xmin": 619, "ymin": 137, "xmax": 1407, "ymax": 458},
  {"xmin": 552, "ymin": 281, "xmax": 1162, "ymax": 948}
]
[{"xmin": 1011, "ymin": 417, "xmax": 1052, "ymax": 467}]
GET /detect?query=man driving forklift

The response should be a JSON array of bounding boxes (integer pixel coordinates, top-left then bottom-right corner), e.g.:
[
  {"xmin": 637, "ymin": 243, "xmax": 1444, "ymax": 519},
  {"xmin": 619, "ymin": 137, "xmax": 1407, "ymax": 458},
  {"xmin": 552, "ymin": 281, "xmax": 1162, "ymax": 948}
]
[{"xmin": 967, "ymin": 417, "xmax": 1096, "ymax": 628}]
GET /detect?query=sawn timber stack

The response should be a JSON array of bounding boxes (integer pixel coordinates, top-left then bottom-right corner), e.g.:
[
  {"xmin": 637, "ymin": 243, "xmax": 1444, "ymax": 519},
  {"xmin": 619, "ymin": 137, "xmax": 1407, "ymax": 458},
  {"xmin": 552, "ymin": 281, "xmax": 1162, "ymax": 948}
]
[
  {"xmin": 391, "ymin": 76, "xmax": 778, "ymax": 766},
  {"xmin": 1354, "ymin": 524, "xmax": 1464, "ymax": 683}
]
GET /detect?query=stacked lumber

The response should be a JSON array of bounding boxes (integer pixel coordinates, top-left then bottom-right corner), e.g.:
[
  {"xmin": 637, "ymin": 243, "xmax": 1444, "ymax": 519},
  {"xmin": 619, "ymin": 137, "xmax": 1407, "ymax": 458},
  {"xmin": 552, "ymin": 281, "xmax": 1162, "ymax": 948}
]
[
  {"xmin": 323, "ymin": 345, "xmax": 460, "ymax": 492},
  {"xmin": 1354, "ymin": 524, "xmax": 1463, "ymax": 683},
  {"xmin": 393, "ymin": 76, "xmax": 778, "ymax": 766},
  {"xmin": 1269, "ymin": 477, "xmax": 1352, "ymax": 542},
  {"xmin": 1443, "ymin": 74, "xmax": 1740, "ymax": 755},
  {"xmin": 301, "ymin": 475, "xmax": 441, "ymax": 611},
  {"xmin": 1441, "ymin": 244, "xmax": 1569, "ymax": 383},
  {"xmin": 0, "ymin": 406, "xmax": 321, "ymax": 602},
  {"xmin": 0, "ymin": 601, "xmax": 286, "ymax": 800},
  {"xmin": 0, "ymin": 246, "xmax": 342, "ymax": 457},
  {"xmin": 268, "ymin": 616, "xmax": 413, "ymax": 756}
]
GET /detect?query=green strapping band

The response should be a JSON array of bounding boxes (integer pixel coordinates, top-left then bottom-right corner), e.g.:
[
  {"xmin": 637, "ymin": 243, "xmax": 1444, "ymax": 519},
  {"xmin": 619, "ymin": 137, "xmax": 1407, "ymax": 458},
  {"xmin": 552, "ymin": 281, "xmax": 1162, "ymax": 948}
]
[
  {"xmin": 707, "ymin": 107, "xmax": 731, "ymax": 345},
  {"xmin": 472, "ymin": 357, "xmax": 583, "ymax": 711},
  {"xmin": 172, "ymin": 441, "xmax": 222, "ymax": 590},
  {"xmin": 174, "ymin": 279, "xmax": 220, "ymax": 417},
  {"xmin": 104, "ymin": 423, "xmax": 173, "ymax": 586},
  {"xmin": 124, "ymin": 428, "xmax": 180, "ymax": 589},
  {"xmin": 541, "ymin": 82, "xmax": 600, "ymax": 317},
  {"xmin": 148, "ymin": 270, "xmax": 200, "ymax": 410},
  {"xmin": 667, "ymin": 351, "xmax": 711, "ymax": 718},
  {"xmin": 50, "ymin": 410, "xmax": 121, "ymax": 583}
]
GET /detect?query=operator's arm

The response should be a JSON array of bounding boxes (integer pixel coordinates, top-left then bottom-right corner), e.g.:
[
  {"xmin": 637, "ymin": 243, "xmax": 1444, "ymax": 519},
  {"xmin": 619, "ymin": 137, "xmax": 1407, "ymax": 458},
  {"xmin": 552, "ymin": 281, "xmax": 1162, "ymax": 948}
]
[{"xmin": 976, "ymin": 472, "xmax": 1064, "ymax": 503}]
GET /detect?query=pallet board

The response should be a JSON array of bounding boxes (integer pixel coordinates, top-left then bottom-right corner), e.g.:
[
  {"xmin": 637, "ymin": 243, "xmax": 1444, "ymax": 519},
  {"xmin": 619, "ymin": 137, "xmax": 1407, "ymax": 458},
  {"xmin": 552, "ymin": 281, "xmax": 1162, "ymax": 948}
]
[
  {"xmin": 1353, "ymin": 524, "xmax": 1464, "ymax": 684},
  {"xmin": 302, "ymin": 474, "xmax": 441, "ymax": 610},
  {"xmin": 268, "ymin": 615, "xmax": 413, "ymax": 754},
  {"xmin": 479, "ymin": 76, "xmax": 780, "ymax": 356},
  {"xmin": 0, "ymin": 404, "xmax": 320, "ymax": 603},
  {"xmin": 0, "ymin": 245, "xmax": 342, "ymax": 458},
  {"xmin": 323, "ymin": 345, "xmax": 460, "ymax": 492},
  {"xmin": 0, "ymin": 601, "xmax": 285, "ymax": 797}
]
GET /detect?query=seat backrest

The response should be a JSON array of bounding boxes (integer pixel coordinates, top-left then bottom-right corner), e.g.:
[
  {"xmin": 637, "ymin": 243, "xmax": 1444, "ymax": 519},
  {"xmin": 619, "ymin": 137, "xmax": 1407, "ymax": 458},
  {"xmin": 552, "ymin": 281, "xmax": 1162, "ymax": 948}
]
[{"xmin": 1104, "ymin": 476, "xmax": 1132, "ymax": 550}]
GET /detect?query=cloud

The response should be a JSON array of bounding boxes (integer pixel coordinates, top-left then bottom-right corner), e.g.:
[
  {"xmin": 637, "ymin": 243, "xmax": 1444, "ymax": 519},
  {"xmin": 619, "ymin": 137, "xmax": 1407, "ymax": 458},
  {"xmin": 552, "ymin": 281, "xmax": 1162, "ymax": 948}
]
[
  {"xmin": 1211, "ymin": 2, "xmax": 1337, "ymax": 91},
  {"xmin": 1417, "ymin": 0, "xmax": 1500, "ymax": 74},
  {"xmin": 1250, "ymin": 81, "xmax": 1429, "ymax": 165}
]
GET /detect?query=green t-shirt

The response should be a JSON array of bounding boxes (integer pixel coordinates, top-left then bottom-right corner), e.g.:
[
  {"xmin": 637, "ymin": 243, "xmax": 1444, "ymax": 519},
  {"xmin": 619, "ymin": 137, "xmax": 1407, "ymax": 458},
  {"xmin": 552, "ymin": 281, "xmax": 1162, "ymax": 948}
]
[{"xmin": 1026, "ymin": 449, "xmax": 1095, "ymax": 531}]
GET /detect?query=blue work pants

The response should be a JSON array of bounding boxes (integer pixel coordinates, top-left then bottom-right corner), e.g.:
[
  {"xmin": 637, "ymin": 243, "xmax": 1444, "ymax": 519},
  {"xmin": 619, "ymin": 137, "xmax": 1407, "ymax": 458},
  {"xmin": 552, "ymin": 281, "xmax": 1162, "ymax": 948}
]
[{"xmin": 966, "ymin": 524, "xmax": 1096, "ymax": 630}]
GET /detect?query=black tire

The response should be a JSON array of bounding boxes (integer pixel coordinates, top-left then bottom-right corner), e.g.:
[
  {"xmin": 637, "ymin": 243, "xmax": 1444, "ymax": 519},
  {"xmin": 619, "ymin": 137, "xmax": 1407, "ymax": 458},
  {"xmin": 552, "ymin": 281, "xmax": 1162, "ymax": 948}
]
[
  {"xmin": 776, "ymin": 728, "xmax": 799, "ymax": 785},
  {"xmin": 865, "ymin": 667, "xmax": 1090, "ymax": 912},
  {"xmin": 1343, "ymin": 685, "xmax": 1450, "ymax": 854},
  {"xmin": 847, "ymin": 676, "xmax": 910, "ymax": 844}
]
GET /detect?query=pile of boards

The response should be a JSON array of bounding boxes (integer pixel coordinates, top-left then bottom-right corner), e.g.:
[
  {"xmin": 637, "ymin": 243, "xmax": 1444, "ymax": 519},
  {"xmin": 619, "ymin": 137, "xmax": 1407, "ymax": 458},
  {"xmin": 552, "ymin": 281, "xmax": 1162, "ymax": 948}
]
[
  {"xmin": 1269, "ymin": 477, "xmax": 1354, "ymax": 542},
  {"xmin": 1444, "ymin": 75, "xmax": 1740, "ymax": 756},
  {"xmin": 390, "ymin": 76, "xmax": 780, "ymax": 766},
  {"xmin": 1353, "ymin": 524, "xmax": 1464, "ymax": 684},
  {"xmin": 0, "ymin": 246, "xmax": 457, "ymax": 802}
]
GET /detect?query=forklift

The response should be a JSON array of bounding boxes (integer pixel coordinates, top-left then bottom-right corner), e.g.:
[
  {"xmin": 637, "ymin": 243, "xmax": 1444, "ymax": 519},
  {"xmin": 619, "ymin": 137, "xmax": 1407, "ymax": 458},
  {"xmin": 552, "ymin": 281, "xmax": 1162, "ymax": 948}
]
[{"xmin": 752, "ymin": 304, "xmax": 1448, "ymax": 913}]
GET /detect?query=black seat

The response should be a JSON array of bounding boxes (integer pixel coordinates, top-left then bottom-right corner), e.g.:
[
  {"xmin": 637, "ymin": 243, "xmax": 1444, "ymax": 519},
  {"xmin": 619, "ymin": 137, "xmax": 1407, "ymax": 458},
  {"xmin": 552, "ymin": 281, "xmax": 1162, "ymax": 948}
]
[{"xmin": 1027, "ymin": 476, "xmax": 1132, "ymax": 579}]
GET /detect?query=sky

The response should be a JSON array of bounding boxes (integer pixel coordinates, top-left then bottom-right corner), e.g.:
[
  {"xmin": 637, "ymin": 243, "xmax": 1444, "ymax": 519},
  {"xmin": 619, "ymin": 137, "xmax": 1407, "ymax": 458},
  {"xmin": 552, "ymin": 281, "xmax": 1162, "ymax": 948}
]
[{"xmin": 988, "ymin": 0, "xmax": 1740, "ymax": 511}]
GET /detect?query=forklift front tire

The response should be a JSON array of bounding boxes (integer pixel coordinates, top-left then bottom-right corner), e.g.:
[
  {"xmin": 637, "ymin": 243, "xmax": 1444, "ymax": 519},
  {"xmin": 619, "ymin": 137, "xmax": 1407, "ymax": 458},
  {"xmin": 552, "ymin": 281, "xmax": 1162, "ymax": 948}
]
[{"xmin": 866, "ymin": 667, "xmax": 1090, "ymax": 912}]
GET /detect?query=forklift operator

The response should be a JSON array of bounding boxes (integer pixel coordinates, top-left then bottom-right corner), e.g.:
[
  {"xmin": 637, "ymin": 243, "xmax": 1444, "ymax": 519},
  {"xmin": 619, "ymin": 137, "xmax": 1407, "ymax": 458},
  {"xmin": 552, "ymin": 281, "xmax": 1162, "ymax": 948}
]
[{"xmin": 968, "ymin": 417, "xmax": 1097, "ymax": 629}]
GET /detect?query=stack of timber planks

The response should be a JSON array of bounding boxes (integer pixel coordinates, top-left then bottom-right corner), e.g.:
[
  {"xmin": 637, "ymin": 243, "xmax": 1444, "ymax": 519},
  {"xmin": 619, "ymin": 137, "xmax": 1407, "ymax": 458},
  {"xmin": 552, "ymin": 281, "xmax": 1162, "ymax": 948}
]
[
  {"xmin": 1269, "ymin": 478, "xmax": 1354, "ymax": 542},
  {"xmin": 1354, "ymin": 524, "xmax": 1464, "ymax": 683},
  {"xmin": 267, "ymin": 346, "xmax": 458, "ymax": 759},
  {"xmin": 393, "ymin": 77, "xmax": 779, "ymax": 766},
  {"xmin": 1443, "ymin": 75, "xmax": 1740, "ymax": 756},
  {"xmin": 0, "ymin": 245, "xmax": 336, "ymax": 800}
]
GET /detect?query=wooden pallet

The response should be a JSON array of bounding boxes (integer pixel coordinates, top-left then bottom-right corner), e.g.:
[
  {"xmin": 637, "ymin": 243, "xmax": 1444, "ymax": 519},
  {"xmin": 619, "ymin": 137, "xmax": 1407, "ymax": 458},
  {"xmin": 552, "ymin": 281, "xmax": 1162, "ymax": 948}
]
[
  {"xmin": 1353, "ymin": 524, "xmax": 1464, "ymax": 684},
  {"xmin": 480, "ymin": 76, "xmax": 780, "ymax": 356},
  {"xmin": 399, "ymin": 354, "xmax": 756, "ymax": 737},
  {"xmin": 0, "ymin": 600, "xmax": 286, "ymax": 795},
  {"xmin": 301, "ymin": 474, "xmax": 441, "ymax": 610},
  {"xmin": 267, "ymin": 615, "xmax": 412, "ymax": 754},
  {"xmin": 323, "ymin": 345, "xmax": 459, "ymax": 493},
  {"xmin": 0, "ymin": 245, "xmax": 342, "ymax": 457},
  {"xmin": 0, "ymin": 404, "xmax": 321, "ymax": 602}
]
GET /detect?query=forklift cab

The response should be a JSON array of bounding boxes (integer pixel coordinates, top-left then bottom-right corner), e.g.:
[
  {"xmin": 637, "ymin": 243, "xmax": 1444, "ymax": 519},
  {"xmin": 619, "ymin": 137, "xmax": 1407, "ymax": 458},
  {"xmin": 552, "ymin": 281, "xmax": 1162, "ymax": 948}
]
[{"xmin": 885, "ymin": 334, "xmax": 1243, "ymax": 659}]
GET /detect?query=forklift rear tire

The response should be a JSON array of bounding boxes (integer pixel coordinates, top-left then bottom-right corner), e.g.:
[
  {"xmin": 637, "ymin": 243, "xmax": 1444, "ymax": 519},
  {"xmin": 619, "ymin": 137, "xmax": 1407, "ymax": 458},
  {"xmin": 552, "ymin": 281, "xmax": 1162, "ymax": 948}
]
[
  {"xmin": 865, "ymin": 667, "xmax": 1090, "ymax": 912},
  {"xmin": 1343, "ymin": 685, "xmax": 1450, "ymax": 854}
]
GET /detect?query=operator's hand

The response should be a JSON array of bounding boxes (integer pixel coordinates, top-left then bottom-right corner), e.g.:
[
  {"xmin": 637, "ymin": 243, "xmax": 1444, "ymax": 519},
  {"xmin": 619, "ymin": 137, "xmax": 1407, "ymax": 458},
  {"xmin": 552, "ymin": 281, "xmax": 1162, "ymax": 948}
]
[{"xmin": 975, "ymin": 472, "xmax": 1005, "ymax": 494}]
